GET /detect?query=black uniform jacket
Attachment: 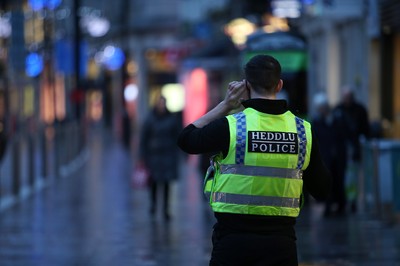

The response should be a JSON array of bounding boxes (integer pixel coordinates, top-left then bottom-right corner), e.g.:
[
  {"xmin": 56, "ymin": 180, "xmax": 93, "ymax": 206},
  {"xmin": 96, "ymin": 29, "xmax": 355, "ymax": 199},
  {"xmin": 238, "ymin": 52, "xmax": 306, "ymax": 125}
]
[{"xmin": 177, "ymin": 99, "xmax": 332, "ymax": 239}]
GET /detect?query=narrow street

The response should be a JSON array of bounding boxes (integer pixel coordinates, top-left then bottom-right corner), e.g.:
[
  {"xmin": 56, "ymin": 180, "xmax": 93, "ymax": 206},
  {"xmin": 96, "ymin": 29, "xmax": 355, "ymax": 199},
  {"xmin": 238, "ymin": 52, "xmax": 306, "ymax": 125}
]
[{"xmin": 0, "ymin": 128, "xmax": 400, "ymax": 266}]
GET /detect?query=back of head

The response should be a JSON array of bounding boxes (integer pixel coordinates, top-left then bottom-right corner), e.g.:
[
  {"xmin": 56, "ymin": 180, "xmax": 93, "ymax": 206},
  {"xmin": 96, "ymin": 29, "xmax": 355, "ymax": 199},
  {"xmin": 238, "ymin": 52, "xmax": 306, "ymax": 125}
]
[
  {"xmin": 313, "ymin": 92, "xmax": 328, "ymax": 108},
  {"xmin": 313, "ymin": 92, "xmax": 330, "ymax": 116},
  {"xmin": 244, "ymin": 54, "xmax": 281, "ymax": 94},
  {"xmin": 341, "ymin": 85, "xmax": 355, "ymax": 106}
]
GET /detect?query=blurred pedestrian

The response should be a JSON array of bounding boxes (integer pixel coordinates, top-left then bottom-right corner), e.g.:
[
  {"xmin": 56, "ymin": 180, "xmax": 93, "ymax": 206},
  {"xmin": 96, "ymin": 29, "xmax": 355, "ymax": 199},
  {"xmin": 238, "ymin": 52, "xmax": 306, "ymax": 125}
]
[
  {"xmin": 122, "ymin": 108, "xmax": 131, "ymax": 150},
  {"xmin": 177, "ymin": 55, "xmax": 331, "ymax": 266},
  {"xmin": 312, "ymin": 93, "xmax": 349, "ymax": 216},
  {"xmin": 334, "ymin": 86, "xmax": 370, "ymax": 161},
  {"xmin": 0, "ymin": 120, "xmax": 6, "ymax": 161},
  {"xmin": 139, "ymin": 95, "xmax": 181, "ymax": 220},
  {"xmin": 333, "ymin": 86, "xmax": 370, "ymax": 212}
]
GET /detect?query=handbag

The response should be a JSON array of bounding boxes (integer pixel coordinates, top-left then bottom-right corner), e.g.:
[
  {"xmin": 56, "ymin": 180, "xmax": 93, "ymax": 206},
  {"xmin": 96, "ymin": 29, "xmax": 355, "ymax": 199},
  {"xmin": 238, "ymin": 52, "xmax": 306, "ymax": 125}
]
[{"xmin": 131, "ymin": 164, "xmax": 150, "ymax": 189}]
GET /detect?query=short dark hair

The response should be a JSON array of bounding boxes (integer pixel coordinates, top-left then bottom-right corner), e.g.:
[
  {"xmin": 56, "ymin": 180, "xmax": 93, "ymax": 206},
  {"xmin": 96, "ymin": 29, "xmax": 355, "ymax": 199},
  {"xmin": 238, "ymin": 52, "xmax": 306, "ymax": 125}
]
[{"xmin": 244, "ymin": 54, "xmax": 281, "ymax": 93}]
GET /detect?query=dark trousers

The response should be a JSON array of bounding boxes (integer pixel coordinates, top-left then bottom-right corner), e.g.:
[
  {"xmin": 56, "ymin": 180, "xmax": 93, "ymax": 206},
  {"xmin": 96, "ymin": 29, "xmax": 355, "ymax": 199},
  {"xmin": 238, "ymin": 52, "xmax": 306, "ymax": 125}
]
[
  {"xmin": 325, "ymin": 159, "xmax": 347, "ymax": 215},
  {"xmin": 150, "ymin": 182, "xmax": 170, "ymax": 217},
  {"xmin": 209, "ymin": 229, "xmax": 298, "ymax": 266}
]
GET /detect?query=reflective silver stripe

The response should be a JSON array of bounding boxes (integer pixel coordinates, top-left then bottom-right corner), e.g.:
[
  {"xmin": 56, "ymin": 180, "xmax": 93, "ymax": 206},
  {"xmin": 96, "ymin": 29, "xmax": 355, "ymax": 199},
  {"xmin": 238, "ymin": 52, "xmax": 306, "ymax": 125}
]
[
  {"xmin": 212, "ymin": 192, "xmax": 300, "ymax": 208},
  {"xmin": 219, "ymin": 164, "xmax": 303, "ymax": 179}
]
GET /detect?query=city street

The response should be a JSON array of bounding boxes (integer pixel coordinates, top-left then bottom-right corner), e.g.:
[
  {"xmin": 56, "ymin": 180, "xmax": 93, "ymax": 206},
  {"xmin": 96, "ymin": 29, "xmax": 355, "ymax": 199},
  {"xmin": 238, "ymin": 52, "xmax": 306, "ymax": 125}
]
[{"xmin": 0, "ymin": 128, "xmax": 400, "ymax": 266}]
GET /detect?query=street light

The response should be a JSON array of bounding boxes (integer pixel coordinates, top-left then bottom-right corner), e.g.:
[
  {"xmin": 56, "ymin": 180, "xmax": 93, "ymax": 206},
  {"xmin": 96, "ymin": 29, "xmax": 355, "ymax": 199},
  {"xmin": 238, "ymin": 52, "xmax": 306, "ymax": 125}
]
[
  {"xmin": 94, "ymin": 45, "xmax": 125, "ymax": 71},
  {"xmin": 224, "ymin": 18, "xmax": 256, "ymax": 49},
  {"xmin": 80, "ymin": 15, "xmax": 109, "ymax": 38},
  {"xmin": 77, "ymin": 6, "xmax": 110, "ymax": 38}
]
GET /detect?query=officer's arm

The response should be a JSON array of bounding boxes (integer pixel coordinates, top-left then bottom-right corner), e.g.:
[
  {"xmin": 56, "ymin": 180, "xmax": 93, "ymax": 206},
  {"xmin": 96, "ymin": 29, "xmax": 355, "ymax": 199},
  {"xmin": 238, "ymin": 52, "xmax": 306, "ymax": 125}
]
[
  {"xmin": 177, "ymin": 118, "xmax": 230, "ymax": 156},
  {"xmin": 192, "ymin": 81, "xmax": 246, "ymax": 128}
]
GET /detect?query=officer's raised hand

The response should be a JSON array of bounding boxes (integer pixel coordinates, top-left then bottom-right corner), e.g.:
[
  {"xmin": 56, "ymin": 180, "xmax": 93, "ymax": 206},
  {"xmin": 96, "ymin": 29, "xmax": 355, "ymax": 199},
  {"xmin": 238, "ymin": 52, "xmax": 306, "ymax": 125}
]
[
  {"xmin": 223, "ymin": 80, "xmax": 248, "ymax": 110},
  {"xmin": 192, "ymin": 80, "xmax": 247, "ymax": 129}
]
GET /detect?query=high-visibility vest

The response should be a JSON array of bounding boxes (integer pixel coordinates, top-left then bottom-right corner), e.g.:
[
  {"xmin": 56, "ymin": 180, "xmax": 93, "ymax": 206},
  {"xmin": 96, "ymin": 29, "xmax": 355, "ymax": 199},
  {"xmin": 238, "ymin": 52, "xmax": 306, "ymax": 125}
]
[{"xmin": 204, "ymin": 108, "xmax": 312, "ymax": 217}]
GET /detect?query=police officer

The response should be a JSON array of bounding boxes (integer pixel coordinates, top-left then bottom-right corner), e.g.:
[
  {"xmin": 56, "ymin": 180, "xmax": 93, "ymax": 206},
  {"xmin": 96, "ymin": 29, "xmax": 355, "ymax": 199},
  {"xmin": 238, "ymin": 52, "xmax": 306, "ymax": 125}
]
[{"xmin": 177, "ymin": 54, "xmax": 332, "ymax": 266}]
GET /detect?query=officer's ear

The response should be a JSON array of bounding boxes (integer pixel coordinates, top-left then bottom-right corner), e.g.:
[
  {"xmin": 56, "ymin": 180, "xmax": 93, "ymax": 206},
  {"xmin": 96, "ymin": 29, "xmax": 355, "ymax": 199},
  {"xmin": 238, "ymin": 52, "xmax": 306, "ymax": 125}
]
[{"xmin": 275, "ymin": 79, "xmax": 283, "ymax": 94}]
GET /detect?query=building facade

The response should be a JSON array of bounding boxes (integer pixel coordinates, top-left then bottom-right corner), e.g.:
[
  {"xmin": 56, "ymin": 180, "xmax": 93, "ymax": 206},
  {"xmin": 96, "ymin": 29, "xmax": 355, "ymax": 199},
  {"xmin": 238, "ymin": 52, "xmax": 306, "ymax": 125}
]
[
  {"xmin": 379, "ymin": 0, "xmax": 400, "ymax": 138},
  {"xmin": 296, "ymin": 0, "xmax": 400, "ymax": 138},
  {"xmin": 295, "ymin": 0, "xmax": 370, "ymax": 115}
]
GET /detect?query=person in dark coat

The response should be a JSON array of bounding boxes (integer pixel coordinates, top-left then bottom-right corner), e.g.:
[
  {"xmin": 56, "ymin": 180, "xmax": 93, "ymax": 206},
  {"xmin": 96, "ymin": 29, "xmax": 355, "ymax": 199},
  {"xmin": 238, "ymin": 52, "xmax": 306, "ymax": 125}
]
[
  {"xmin": 333, "ymin": 86, "xmax": 370, "ymax": 212},
  {"xmin": 311, "ymin": 93, "xmax": 349, "ymax": 216},
  {"xmin": 139, "ymin": 95, "xmax": 181, "ymax": 220},
  {"xmin": 334, "ymin": 86, "xmax": 370, "ymax": 161}
]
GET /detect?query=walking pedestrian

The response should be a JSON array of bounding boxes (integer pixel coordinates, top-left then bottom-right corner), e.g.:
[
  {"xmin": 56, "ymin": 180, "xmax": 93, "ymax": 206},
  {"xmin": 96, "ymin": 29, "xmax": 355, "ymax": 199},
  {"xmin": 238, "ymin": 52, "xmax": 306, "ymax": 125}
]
[
  {"xmin": 177, "ymin": 54, "xmax": 332, "ymax": 265},
  {"xmin": 139, "ymin": 95, "xmax": 181, "ymax": 220},
  {"xmin": 333, "ymin": 86, "xmax": 370, "ymax": 212},
  {"xmin": 311, "ymin": 93, "xmax": 348, "ymax": 216},
  {"xmin": 334, "ymin": 86, "xmax": 370, "ymax": 161}
]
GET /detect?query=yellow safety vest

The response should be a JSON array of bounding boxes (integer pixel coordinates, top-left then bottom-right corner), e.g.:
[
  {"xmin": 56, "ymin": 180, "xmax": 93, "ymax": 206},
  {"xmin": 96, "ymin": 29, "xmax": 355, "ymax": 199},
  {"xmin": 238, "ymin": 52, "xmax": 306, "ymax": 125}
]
[{"xmin": 204, "ymin": 108, "xmax": 312, "ymax": 217}]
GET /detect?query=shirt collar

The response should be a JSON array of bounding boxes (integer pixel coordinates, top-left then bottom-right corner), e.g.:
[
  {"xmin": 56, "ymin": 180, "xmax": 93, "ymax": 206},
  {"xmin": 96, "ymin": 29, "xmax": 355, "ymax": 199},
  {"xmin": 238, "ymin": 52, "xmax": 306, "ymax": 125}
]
[{"xmin": 241, "ymin": 99, "xmax": 288, "ymax": 115}]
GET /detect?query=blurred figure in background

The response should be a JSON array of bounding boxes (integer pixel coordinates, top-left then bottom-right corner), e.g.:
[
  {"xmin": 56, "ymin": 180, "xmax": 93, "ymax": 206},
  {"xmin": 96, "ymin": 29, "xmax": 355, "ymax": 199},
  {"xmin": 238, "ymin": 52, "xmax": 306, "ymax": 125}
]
[
  {"xmin": 333, "ymin": 86, "xmax": 370, "ymax": 212},
  {"xmin": 0, "ymin": 120, "xmax": 6, "ymax": 162},
  {"xmin": 121, "ymin": 108, "xmax": 132, "ymax": 150},
  {"xmin": 312, "ymin": 93, "xmax": 349, "ymax": 216},
  {"xmin": 334, "ymin": 86, "xmax": 370, "ymax": 161},
  {"xmin": 139, "ymin": 95, "xmax": 181, "ymax": 220}
]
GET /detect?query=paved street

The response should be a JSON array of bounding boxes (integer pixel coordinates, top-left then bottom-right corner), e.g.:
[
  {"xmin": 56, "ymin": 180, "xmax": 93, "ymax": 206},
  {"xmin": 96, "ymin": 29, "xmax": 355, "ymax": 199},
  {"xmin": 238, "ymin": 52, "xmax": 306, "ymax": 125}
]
[{"xmin": 1, "ymin": 129, "xmax": 400, "ymax": 266}]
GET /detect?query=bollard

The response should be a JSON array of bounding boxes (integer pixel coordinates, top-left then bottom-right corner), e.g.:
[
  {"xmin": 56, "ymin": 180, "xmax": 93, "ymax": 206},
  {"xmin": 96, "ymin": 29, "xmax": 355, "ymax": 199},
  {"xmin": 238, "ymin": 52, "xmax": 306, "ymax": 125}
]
[{"xmin": 369, "ymin": 140, "xmax": 400, "ymax": 224}]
